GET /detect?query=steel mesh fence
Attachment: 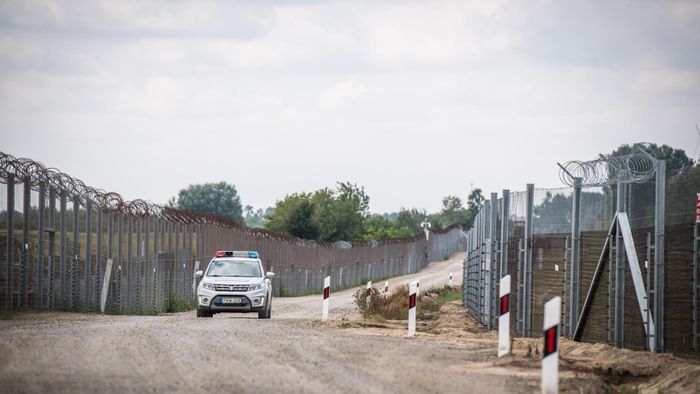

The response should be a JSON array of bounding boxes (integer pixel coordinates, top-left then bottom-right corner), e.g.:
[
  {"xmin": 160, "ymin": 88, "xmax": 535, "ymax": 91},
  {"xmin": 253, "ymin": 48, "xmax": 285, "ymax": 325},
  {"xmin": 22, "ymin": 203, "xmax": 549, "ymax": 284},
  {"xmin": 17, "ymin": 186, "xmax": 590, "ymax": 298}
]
[
  {"xmin": 462, "ymin": 158, "xmax": 700, "ymax": 357},
  {"xmin": 0, "ymin": 152, "xmax": 465, "ymax": 315}
]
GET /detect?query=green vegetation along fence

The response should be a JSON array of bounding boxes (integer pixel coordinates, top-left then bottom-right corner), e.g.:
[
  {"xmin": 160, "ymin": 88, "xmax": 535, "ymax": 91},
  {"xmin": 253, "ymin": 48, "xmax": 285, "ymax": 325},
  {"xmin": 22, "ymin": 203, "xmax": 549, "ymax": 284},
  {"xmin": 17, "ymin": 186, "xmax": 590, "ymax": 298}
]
[
  {"xmin": 0, "ymin": 151, "xmax": 464, "ymax": 314},
  {"xmin": 463, "ymin": 149, "xmax": 700, "ymax": 356}
]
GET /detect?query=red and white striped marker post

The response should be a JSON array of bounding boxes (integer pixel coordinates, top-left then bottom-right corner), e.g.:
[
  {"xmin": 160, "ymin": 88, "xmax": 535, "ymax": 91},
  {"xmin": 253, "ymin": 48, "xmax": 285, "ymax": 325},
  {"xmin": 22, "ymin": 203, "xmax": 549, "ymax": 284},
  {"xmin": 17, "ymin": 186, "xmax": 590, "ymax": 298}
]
[
  {"xmin": 408, "ymin": 281, "xmax": 417, "ymax": 337},
  {"xmin": 542, "ymin": 296, "xmax": 561, "ymax": 394},
  {"xmin": 449, "ymin": 272, "xmax": 453, "ymax": 287},
  {"xmin": 367, "ymin": 280, "xmax": 372, "ymax": 290},
  {"xmin": 384, "ymin": 281, "xmax": 389, "ymax": 294},
  {"xmin": 322, "ymin": 276, "xmax": 330, "ymax": 321},
  {"xmin": 498, "ymin": 275, "xmax": 511, "ymax": 357}
]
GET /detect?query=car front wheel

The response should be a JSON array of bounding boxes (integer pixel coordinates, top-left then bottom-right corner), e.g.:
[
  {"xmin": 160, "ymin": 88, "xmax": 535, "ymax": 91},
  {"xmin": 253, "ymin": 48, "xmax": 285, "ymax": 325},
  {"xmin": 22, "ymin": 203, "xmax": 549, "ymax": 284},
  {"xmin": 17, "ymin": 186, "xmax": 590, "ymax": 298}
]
[
  {"xmin": 197, "ymin": 307, "xmax": 213, "ymax": 318},
  {"xmin": 258, "ymin": 299, "xmax": 271, "ymax": 319}
]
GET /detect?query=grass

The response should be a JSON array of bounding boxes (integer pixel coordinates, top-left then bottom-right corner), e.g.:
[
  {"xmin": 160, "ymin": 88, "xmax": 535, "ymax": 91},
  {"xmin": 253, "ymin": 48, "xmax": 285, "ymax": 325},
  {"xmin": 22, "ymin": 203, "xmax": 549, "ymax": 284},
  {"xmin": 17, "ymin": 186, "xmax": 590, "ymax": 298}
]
[
  {"xmin": 167, "ymin": 298, "xmax": 195, "ymax": 313},
  {"xmin": 353, "ymin": 284, "xmax": 462, "ymax": 321}
]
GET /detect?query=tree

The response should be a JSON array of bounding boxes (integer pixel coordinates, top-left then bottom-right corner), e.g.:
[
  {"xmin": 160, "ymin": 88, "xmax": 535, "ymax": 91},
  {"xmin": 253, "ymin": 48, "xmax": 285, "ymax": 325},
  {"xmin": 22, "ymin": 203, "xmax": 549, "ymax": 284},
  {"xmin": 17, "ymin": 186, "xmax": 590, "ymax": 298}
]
[
  {"xmin": 171, "ymin": 182, "xmax": 243, "ymax": 223},
  {"xmin": 265, "ymin": 182, "xmax": 369, "ymax": 242},
  {"xmin": 439, "ymin": 195, "xmax": 471, "ymax": 228},
  {"xmin": 362, "ymin": 214, "xmax": 413, "ymax": 240},
  {"xmin": 396, "ymin": 207, "xmax": 428, "ymax": 234},
  {"xmin": 610, "ymin": 142, "xmax": 694, "ymax": 171},
  {"xmin": 244, "ymin": 205, "xmax": 272, "ymax": 228},
  {"xmin": 463, "ymin": 188, "xmax": 485, "ymax": 228}
]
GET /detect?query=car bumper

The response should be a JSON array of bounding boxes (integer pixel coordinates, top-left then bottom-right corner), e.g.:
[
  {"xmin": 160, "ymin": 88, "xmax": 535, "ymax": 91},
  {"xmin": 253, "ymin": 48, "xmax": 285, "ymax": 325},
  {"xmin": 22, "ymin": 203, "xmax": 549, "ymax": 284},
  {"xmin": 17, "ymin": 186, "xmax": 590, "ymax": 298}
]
[{"xmin": 197, "ymin": 288, "xmax": 268, "ymax": 312}]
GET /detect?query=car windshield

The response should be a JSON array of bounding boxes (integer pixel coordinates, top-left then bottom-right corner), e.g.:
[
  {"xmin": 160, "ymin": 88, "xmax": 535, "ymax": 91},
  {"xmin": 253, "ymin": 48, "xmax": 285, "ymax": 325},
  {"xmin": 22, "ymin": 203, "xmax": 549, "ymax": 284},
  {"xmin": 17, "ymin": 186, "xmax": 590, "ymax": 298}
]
[{"xmin": 206, "ymin": 259, "xmax": 262, "ymax": 277}]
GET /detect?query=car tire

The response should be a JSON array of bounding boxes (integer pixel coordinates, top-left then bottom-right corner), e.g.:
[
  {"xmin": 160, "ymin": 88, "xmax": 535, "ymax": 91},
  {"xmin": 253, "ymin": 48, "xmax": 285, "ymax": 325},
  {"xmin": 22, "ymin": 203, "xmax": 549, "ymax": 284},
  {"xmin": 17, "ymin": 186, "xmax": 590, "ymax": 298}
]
[
  {"xmin": 197, "ymin": 308, "xmax": 212, "ymax": 318},
  {"xmin": 258, "ymin": 299, "xmax": 271, "ymax": 319}
]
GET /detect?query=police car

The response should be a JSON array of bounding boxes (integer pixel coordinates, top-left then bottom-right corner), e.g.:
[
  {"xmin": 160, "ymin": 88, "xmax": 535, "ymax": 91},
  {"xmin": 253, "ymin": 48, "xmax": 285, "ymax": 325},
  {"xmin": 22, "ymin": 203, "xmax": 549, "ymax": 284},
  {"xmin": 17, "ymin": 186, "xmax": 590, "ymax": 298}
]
[{"xmin": 195, "ymin": 250, "xmax": 274, "ymax": 318}]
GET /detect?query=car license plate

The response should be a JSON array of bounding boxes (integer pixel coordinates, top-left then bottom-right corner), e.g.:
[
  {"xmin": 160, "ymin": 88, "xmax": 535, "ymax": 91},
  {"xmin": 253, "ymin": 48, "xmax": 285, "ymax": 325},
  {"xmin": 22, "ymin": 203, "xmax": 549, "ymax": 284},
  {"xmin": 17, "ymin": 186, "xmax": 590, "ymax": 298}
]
[{"xmin": 221, "ymin": 297, "xmax": 242, "ymax": 304}]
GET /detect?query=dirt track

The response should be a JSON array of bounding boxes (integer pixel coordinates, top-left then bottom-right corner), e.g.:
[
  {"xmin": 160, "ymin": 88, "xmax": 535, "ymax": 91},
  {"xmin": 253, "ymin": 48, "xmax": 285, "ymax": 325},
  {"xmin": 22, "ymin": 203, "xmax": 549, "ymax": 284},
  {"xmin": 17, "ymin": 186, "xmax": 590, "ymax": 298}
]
[
  {"xmin": 0, "ymin": 253, "xmax": 521, "ymax": 394},
  {"xmin": 1, "ymin": 252, "xmax": 698, "ymax": 393}
]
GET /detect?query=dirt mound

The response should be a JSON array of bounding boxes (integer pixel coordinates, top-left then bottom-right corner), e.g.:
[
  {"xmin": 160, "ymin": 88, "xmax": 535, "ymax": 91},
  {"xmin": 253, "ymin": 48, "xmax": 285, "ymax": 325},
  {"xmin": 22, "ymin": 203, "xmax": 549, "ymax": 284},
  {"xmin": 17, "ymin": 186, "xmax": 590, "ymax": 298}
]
[{"xmin": 349, "ymin": 299, "xmax": 700, "ymax": 393}]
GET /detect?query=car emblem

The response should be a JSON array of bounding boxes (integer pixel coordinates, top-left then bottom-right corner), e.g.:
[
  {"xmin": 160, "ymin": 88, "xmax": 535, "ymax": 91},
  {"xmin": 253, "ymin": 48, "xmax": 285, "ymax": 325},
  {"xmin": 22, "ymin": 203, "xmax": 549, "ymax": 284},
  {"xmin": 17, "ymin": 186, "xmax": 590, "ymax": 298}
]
[{"xmin": 229, "ymin": 285, "xmax": 234, "ymax": 291}]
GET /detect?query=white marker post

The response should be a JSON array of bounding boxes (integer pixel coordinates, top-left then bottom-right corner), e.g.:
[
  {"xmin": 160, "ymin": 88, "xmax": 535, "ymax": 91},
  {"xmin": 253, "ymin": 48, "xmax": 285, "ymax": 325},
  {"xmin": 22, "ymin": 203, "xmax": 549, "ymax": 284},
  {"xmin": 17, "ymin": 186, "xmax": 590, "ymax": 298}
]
[
  {"xmin": 408, "ymin": 281, "xmax": 417, "ymax": 337},
  {"xmin": 542, "ymin": 296, "xmax": 561, "ymax": 394},
  {"xmin": 100, "ymin": 259, "xmax": 113, "ymax": 313},
  {"xmin": 367, "ymin": 280, "xmax": 372, "ymax": 290},
  {"xmin": 384, "ymin": 281, "xmax": 389, "ymax": 294},
  {"xmin": 322, "ymin": 276, "xmax": 330, "ymax": 321},
  {"xmin": 449, "ymin": 272, "xmax": 453, "ymax": 287},
  {"xmin": 498, "ymin": 275, "xmax": 511, "ymax": 357}
]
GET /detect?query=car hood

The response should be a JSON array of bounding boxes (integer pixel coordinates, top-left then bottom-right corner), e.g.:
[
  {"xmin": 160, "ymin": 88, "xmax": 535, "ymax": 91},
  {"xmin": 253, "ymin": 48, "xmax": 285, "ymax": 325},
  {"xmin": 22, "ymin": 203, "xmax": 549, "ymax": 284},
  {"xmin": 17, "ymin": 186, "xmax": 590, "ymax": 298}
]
[{"xmin": 202, "ymin": 277, "xmax": 263, "ymax": 285}]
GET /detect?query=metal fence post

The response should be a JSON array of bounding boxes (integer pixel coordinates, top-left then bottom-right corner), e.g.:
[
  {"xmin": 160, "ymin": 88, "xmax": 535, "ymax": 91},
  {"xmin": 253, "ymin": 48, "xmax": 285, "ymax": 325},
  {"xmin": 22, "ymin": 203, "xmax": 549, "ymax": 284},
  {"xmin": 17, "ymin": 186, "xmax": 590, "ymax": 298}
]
[
  {"xmin": 21, "ymin": 177, "xmax": 30, "ymax": 307},
  {"xmin": 569, "ymin": 177, "xmax": 582, "ymax": 337},
  {"xmin": 59, "ymin": 191, "xmax": 67, "ymax": 308},
  {"xmin": 524, "ymin": 183, "xmax": 534, "ymax": 336},
  {"xmin": 5, "ymin": 173, "xmax": 14, "ymax": 310},
  {"xmin": 85, "ymin": 199, "xmax": 92, "ymax": 308},
  {"xmin": 615, "ymin": 180, "xmax": 627, "ymax": 347},
  {"xmin": 489, "ymin": 192, "xmax": 498, "ymax": 328},
  {"xmin": 500, "ymin": 190, "xmax": 510, "ymax": 277},
  {"xmin": 72, "ymin": 194, "xmax": 80, "ymax": 311},
  {"xmin": 47, "ymin": 186, "xmax": 56, "ymax": 309},
  {"xmin": 37, "ymin": 181, "xmax": 46, "ymax": 309},
  {"xmin": 654, "ymin": 160, "xmax": 666, "ymax": 352}
]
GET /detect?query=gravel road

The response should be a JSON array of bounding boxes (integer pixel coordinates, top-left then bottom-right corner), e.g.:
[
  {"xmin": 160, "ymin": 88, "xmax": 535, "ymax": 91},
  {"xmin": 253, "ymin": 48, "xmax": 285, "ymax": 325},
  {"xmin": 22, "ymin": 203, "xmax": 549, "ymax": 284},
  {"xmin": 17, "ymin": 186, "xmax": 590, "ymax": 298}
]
[{"xmin": 0, "ymin": 253, "xmax": 539, "ymax": 394}]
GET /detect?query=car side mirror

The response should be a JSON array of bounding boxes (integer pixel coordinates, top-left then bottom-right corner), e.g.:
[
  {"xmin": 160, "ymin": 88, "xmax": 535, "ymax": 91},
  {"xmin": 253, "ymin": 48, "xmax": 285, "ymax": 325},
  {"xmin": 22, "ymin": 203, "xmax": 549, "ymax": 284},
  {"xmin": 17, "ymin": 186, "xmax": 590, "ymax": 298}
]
[
  {"xmin": 195, "ymin": 270, "xmax": 203, "ymax": 278},
  {"xmin": 266, "ymin": 272, "xmax": 275, "ymax": 279}
]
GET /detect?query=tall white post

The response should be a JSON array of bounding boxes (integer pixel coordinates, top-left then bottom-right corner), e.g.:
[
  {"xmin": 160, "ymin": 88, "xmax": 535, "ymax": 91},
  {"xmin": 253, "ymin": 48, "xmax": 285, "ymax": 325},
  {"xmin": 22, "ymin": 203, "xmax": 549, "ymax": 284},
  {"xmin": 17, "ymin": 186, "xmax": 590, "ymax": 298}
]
[
  {"xmin": 449, "ymin": 272, "xmax": 453, "ymax": 287},
  {"xmin": 408, "ymin": 281, "xmax": 417, "ymax": 337},
  {"xmin": 322, "ymin": 276, "xmax": 330, "ymax": 321},
  {"xmin": 542, "ymin": 296, "xmax": 561, "ymax": 394},
  {"xmin": 498, "ymin": 275, "xmax": 511, "ymax": 357},
  {"xmin": 100, "ymin": 258, "xmax": 114, "ymax": 314},
  {"xmin": 367, "ymin": 280, "xmax": 372, "ymax": 290},
  {"xmin": 384, "ymin": 281, "xmax": 389, "ymax": 294}
]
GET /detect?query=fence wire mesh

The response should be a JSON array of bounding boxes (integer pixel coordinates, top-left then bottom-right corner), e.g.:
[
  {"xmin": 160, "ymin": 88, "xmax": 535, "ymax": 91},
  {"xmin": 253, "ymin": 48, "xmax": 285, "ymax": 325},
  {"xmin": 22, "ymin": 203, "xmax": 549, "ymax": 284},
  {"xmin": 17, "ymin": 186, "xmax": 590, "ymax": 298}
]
[
  {"xmin": 0, "ymin": 152, "xmax": 464, "ymax": 315},
  {"xmin": 463, "ymin": 159, "xmax": 700, "ymax": 356}
]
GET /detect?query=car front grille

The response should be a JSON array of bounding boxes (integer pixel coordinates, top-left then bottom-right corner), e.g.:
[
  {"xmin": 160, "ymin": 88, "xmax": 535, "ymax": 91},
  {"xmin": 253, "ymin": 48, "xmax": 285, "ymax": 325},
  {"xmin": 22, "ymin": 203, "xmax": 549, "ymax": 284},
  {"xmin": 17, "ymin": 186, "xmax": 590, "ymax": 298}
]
[{"xmin": 214, "ymin": 284, "xmax": 249, "ymax": 292}]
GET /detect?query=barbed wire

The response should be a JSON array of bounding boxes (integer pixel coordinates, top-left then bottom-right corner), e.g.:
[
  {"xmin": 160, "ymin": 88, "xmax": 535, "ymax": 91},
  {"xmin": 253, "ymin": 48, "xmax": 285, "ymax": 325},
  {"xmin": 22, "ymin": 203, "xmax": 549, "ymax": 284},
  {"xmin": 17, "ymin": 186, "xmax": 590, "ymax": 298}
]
[
  {"xmin": 0, "ymin": 151, "xmax": 461, "ymax": 248},
  {"xmin": 558, "ymin": 146, "xmax": 658, "ymax": 187}
]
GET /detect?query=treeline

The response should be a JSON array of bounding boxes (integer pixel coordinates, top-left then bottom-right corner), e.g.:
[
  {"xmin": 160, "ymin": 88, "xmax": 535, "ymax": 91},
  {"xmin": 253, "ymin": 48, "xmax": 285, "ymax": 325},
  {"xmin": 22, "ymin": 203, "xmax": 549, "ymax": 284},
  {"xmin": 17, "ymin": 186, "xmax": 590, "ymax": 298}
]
[{"xmin": 263, "ymin": 182, "xmax": 484, "ymax": 242}]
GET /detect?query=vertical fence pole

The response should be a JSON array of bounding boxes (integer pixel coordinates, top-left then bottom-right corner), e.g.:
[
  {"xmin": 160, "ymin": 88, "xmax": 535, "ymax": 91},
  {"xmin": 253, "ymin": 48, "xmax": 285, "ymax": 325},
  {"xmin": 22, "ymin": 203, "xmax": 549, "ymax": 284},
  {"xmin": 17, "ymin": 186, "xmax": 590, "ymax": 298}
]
[
  {"xmin": 490, "ymin": 192, "xmax": 498, "ymax": 328},
  {"xmin": 72, "ymin": 195, "xmax": 80, "ymax": 311},
  {"xmin": 5, "ymin": 173, "xmax": 14, "ymax": 309},
  {"xmin": 569, "ymin": 177, "xmax": 582, "ymax": 337},
  {"xmin": 47, "ymin": 186, "xmax": 56, "ymax": 309},
  {"xmin": 615, "ymin": 181, "xmax": 627, "ymax": 347},
  {"xmin": 21, "ymin": 178, "xmax": 30, "ymax": 307},
  {"xmin": 653, "ymin": 160, "xmax": 666, "ymax": 352},
  {"xmin": 59, "ymin": 191, "xmax": 67, "ymax": 308},
  {"xmin": 37, "ymin": 181, "xmax": 46, "ymax": 309},
  {"xmin": 524, "ymin": 183, "xmax": 534, "ymax": 336},
  {"xmin": 85, "ymin": 199, "xmax": 92, "ymax": 308},
  {"xmin": 500, "ymin": 190, "xmax": 510, "ymax": 277},
  {"xmin": 95, "ymin": 207, "xmax": 103, "ymax": 308}
]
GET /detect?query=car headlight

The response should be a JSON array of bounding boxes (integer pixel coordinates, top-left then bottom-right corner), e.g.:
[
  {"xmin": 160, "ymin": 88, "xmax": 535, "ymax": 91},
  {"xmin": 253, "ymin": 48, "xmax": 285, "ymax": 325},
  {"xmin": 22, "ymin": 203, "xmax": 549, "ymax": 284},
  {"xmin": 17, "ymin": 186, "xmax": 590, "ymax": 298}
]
[
  {"xmin": 248, "ymin": 283, "xmax": 263, "ymax": 291},
  {"xmin": 201, "ymin": 283, "xmax": 217, "ymax": 291}
]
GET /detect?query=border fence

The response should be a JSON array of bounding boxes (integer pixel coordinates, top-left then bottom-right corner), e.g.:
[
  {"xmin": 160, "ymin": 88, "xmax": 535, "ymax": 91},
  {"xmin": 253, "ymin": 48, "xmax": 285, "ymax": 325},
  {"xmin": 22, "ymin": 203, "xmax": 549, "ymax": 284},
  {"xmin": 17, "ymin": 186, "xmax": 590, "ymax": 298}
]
[
  {"xmin": 0, "ymin": 151, "xmax": 464, "ymax": 315},
  {"xmin": 462, "ymin": 148, "xmax": 700, "ymax": 356}
]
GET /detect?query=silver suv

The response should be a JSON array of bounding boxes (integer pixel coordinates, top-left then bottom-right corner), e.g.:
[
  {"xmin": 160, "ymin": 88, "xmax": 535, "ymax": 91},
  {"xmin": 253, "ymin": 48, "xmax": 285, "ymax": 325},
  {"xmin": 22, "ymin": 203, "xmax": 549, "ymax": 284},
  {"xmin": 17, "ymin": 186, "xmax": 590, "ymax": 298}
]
[{"xmin": 195, "ymin": 251, "xmax": 274, "ymax": 319}]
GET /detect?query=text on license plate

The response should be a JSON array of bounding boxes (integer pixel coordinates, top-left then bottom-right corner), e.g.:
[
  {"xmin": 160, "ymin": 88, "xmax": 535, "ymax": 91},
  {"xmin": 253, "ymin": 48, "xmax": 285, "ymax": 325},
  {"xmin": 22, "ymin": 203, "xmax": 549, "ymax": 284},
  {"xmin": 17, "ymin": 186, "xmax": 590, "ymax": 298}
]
[{"xmin": 221, "ymin": 297, "xmax": 242, "ymax": 304}]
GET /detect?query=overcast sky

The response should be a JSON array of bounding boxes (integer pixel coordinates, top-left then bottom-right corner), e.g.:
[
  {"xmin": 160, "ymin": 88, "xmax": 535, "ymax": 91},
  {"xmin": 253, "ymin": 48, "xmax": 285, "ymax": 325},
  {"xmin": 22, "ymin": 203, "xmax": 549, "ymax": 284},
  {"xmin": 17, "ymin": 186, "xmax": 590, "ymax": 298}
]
[{"xmin": 1, "ymin": 0, "xmax": 699, "ymax": 213}]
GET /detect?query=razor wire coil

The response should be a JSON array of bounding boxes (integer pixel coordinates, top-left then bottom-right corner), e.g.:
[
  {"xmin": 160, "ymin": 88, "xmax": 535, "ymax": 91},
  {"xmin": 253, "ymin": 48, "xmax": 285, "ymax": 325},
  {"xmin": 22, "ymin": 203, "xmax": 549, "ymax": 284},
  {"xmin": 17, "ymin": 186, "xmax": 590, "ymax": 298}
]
[{"xmin": 559, "ymin": 148, "xmax": 658, "ymax": 187}]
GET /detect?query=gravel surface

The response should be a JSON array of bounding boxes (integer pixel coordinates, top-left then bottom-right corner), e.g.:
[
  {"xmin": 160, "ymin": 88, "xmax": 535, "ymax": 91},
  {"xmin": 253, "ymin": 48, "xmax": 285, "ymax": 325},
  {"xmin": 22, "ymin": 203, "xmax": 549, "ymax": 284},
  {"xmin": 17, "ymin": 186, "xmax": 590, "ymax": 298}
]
[{"xmin": 0, "ymin": 253, "xmax": 536, "ymax": 394}]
